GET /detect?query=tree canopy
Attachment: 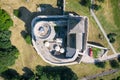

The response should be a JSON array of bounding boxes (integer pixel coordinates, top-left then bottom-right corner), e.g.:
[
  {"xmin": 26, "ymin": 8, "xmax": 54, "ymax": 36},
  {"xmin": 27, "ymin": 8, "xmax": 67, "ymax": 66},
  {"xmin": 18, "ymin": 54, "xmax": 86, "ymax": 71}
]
[
  {"xmin": 80, "ymin": 0, "xmax": 91, "ymax": 7},
  {"xmin": 1, "ymin": 66, "xmax": 78, "ymax": 80},
  {"xmin": 0, "ymin": 9, "xmax": 13, "ymax": 31},
  {"xmin": 0, "ymin": 9, "xmax": 19, "ymax": 73}
]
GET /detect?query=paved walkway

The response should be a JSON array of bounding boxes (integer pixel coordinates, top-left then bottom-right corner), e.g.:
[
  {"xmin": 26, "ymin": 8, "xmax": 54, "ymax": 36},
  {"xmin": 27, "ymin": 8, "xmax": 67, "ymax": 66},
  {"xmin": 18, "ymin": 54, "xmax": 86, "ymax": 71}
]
[
  {"xmin": 81, "ymin": 0, "xmax": 120, "ymax": 63},
  {"xmin": 90, "ymin": 0, "xmax": 117, "ymax": 54},
  {"xmin": 80, "ymin": 69, "xmax": 119, "ymax": 80}
]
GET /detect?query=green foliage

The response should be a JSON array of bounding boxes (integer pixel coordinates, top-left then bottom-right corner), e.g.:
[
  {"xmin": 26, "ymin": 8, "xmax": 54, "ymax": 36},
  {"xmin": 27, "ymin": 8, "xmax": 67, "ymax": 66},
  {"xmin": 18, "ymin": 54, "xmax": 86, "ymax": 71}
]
[
  {"xmin": 1, "ymin": 66, "xmax": 78, "ymax": 80},
  {"xmin": 0, "ymin": 31, "xmax": 11, "ymax": 49},
  {"xmin": 92, "ymin": 47, "xmax": 101, "ymax": 58},
  {"xmin": 107, "ymin": 33, "xmax": 117, "ymax": 43},
  {"xmin": 0, "ymin": 9, "xmax": 13, "ymax": 31},
  {"xmin": 35, "ymin": 65, "xmax": 78, "ymax": 80},
  {"xmin": 0, "ymin": 9, "xmax": 19, "ymax": 73},
  {"xmin": 13, "ymin": 9, "xmax": 21, "ymax": 17},
  {"xmin": 25, "ymin": 34, "xmax": 31, "ymax": 44},
  {"xmin": 1, "ymin": 69, "xmax": 20, "ymax": 80},
  {"xmin": 80, "ymin": 0, "xmax": 91, "ymax": 8},
  {"xmin": 109, "ymin": 60, "xmax": 119, "ymax": 69},
  {"xmin": 0, "ymin": 46, "xmax": 19, "ymax": 73}
]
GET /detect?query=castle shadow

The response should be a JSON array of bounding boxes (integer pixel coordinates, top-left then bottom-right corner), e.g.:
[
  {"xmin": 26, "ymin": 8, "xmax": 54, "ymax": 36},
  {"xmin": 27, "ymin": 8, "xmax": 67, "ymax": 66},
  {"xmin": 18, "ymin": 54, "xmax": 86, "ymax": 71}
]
[
  {"xmin": 87, "ymin": 41, "xmax": 104, "ymax": 47},
  {"xmin": 14, "ymin": 4, "xmax": 63, "ymax": 38}
]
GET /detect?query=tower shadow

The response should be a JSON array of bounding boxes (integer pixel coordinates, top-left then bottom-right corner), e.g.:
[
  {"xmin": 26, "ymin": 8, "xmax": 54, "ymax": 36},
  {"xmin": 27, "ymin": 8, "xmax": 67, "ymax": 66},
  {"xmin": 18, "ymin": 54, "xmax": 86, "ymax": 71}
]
[{"xmin": 15, "ymin": 4, "xmax": 63, "ymax": 35}]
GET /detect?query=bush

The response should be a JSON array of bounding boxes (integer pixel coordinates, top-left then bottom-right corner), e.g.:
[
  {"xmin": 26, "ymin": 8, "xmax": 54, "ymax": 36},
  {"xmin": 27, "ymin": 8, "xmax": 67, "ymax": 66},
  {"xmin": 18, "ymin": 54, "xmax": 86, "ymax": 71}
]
[
  {"xmin": 0, "ymin": 9, "xmax": 13, "ymax": 30},
  {"xmin": 109, "ymin": 60, "xmax": 119, "ymax": 68},
  {"xmin": 95, "ymin": 61, "xmax": 106, "ymax": 68},
  {"xmin": 92, "ymin": 4, "xmax": 101, "ymax": 11},
  {"xmin": 80, "ymin": 0, "xmax": 91, "ymax": 7},
  {"xmin": 13, "ymin": 9, "xmax": 21, "ymax": 17},
  {"xmin": 92, "ymin": 47, "xmax": 101, "ymax": 58},
  {"xmin": 1, "ymin": 66, "xmax": 78, "ymax": 80},
  {"xmin": 107, "ymin": 33, "xmax": 117, "ymax": 43},
  {"xmin": 0, "ymin": 9, "xmax": 19, "ymax": 73},
  {"xmin": 25, "ymin": 34, "xmax": 31, "ymax": 44}
]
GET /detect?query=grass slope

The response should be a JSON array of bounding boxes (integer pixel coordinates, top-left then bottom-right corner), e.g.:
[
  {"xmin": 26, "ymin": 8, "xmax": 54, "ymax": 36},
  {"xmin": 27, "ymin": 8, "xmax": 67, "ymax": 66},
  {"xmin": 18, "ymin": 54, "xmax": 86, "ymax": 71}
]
[{"xmin": 95, "ymin": 0, "xmax": 120, "ymax": 52}]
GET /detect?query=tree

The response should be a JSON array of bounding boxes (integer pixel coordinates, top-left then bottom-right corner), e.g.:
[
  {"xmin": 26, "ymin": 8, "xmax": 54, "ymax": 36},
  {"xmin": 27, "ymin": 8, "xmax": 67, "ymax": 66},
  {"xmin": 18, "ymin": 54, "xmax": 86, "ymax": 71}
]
[
  {"xmin": 25, "ymin": 34, "xmax": 31, "ymax": 44},
  {"xmin": 35, "ymin": 66, "xmax": 78, "ymax": 80},
  {"xmin": 0, "ymin": 9, "xmax": 13, "ymax": 31},
  {"xmin": 109, "ymin": 60, "xmax": 119, "ymax": 68},
  {"xmin": 95, "ymin": 61, "xmax": 106, "ymax": 68},
  {"xmin": 80, "ymin": 0, "xmax": 91, "ymax": 8},
  {"xmin": 1, "ymin": 69, "xmax": 20, "ymax": 80},
  {"xmin": 107, "ymin": 33, "xmax": 117, "ymax": 43},
  {"xmin": 1, "ymin": 66, "xmax": 78, "ymax": 80},
  {"xmin": 92, "ymin": 4, "xmax": 101, "ymax": 11},
  {"xmin": 13, "ymin": 9, "xmax": 21, "ymax": 17},
  {"xmin": 0, "ymin": 31, "xmax": 12, "ymax": 49},
  {"xmin": 0, "ymin": 9, "xmax": 19, "ymax": 73}
]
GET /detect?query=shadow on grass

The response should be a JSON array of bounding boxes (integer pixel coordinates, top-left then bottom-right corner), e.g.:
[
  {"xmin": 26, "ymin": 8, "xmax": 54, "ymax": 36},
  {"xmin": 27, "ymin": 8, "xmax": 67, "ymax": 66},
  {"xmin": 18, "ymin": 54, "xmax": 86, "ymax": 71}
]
[
  {"xmin": 13, "ymin": 4, "xmax": 63, "ymax": 39},
  {"xmin": 87, "ymin": 41, "xmax": 104, "ymax": 47},
  {"xmin": 1, "ymin": 69, "xmax": 20, "ymax": 80},
  {"xmin": 21, "ymin": 67, "xmax": 34, "ymax": 80},
  {"xmin": 94, "ymin": 60, "xmax": 106, "ymax": 68},
  {"xmin": 35, "ymin": 65, "xmax": 78, "ymax": 80}
]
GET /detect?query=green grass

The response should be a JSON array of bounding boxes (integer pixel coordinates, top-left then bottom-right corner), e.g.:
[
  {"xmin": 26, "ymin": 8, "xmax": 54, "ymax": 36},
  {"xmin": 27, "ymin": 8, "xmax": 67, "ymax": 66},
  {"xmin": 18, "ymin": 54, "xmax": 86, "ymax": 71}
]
[
  {"xmin": 66, "ymin": 0, "xmax": 90, "ymax": 16},
  {"xmin": 95, "ymin": 0, "xmax": 120, "ymax": 52},
  {"xmin": 92, "ymin": 47, "xmax": 101, "ymax": 58},
  {"xmin": 111, "ymin": 0, "xmax": 120, "ymax": 28},
  {"xmin": 68, "ymin": 61, "xmax": 112, "ymax": 78}
]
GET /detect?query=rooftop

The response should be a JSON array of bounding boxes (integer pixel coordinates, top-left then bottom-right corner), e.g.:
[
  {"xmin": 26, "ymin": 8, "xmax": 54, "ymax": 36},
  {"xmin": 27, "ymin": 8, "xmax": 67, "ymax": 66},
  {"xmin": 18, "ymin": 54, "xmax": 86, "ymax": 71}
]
[{"xmin": 31, "ymin": 15, "xmax": 88, "ymax": 65}]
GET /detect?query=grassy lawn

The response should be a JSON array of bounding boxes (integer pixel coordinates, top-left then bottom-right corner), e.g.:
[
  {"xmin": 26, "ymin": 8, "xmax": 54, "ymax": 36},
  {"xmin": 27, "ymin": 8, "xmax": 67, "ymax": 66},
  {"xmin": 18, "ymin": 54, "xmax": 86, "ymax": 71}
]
[
  {"xmin": 68, "ymin": 61, "xmax": 112, "ymax": 78},
  {"xmin": 65, "ymin": 0, "xmax": 90, "ymax": 16},
  {"xmin": 95, "ymin": 0, "xmax": 120, "ymax": 52},
  {"xmin": 92, "ymin": 47, "xmax": 101, "ymax": 58}
]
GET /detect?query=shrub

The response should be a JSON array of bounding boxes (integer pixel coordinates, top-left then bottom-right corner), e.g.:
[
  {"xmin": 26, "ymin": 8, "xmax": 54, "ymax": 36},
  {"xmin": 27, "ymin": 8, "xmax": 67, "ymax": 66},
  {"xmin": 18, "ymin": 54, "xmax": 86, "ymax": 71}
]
[
  {"xmin": 95, "ymin": 61, "xmax": 106, "ymax": 68},
  {"xmin": 0, "ymin": 9, "xmax": 19, "ymax": 73},
  {"xmin": 13, "ymin": 9, "xmax": 21, "ymax": 17},
  {"xmin": 107, "ymin": 33, "xmax": 117, "ymax": 43},
  {"xmin": 25, "ymin": 34, "xmax": 31, "ymax": 44},
  {"xmin": 80, "ymin": 0, "xmax": 91, "ymax": 7},
  {"xmin": 0, "ymin": 9, "xmax": 13, "ymax": 30},
  {"xmin": 109, "ymin": 60, "xmax": 119, "ymax": 68}
]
